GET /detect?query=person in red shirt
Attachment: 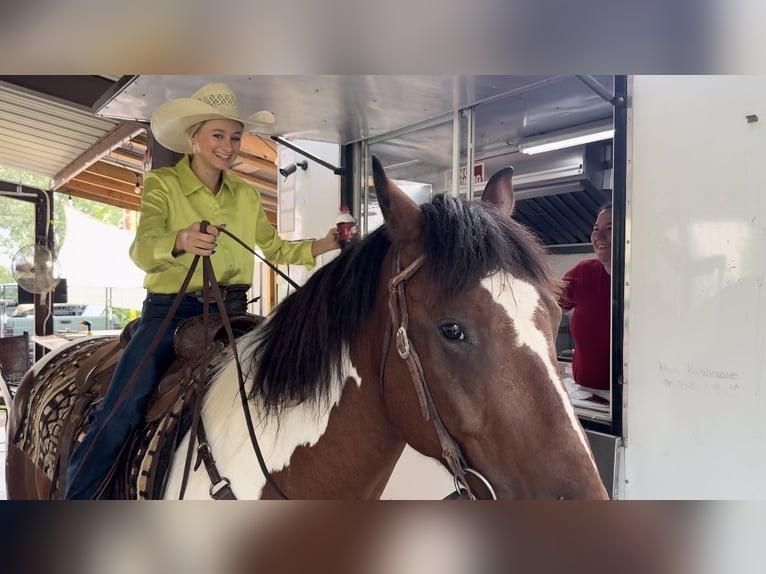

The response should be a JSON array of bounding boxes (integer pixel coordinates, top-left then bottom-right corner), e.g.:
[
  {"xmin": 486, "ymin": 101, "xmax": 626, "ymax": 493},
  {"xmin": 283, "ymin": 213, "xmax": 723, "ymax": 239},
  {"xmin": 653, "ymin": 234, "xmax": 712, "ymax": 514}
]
[{"xmin": 559, "ymin": 202, "xmax": 612, "ymax": 390}]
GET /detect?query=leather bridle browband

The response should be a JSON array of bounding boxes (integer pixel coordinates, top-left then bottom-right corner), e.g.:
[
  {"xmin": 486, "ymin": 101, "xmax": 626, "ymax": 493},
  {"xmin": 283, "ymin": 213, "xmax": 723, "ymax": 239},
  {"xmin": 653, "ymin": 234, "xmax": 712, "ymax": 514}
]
[{"xmin": 383, "ymin": 249, "xmax": 497, "ymax": 500}]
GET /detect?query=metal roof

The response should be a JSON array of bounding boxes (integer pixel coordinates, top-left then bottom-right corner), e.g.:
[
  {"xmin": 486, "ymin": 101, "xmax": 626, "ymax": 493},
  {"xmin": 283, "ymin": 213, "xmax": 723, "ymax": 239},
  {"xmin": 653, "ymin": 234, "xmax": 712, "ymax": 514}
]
[
  {"xmin": 0, "ymin": 75, "xmax": 615, "ymax": 237},
  {"xmin": 0, "ymin": 77, "xmax": 279, "ymax": 216},
  {"xmin": 0, "ymin": 81, "xmax": 122, "ymax": 181},
  {"xmin": 98, "ymin": 75, "xmax": 609, "ymax": 147}
]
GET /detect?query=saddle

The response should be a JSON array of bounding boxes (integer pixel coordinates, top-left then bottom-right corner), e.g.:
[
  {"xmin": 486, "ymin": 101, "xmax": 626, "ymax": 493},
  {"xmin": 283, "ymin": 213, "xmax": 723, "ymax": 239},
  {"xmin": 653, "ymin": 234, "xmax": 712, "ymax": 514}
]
[{"xmin": 44, "ymin": 312, "xmax": 264, "ymax": 499}]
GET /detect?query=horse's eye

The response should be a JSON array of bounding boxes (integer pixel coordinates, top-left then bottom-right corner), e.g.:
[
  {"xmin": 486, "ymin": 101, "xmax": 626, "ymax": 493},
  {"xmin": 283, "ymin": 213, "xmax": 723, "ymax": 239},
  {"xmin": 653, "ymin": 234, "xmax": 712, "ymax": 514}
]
[{"xmin": 440, "ymin": 322, "xmax": 465, "ymax": 341}]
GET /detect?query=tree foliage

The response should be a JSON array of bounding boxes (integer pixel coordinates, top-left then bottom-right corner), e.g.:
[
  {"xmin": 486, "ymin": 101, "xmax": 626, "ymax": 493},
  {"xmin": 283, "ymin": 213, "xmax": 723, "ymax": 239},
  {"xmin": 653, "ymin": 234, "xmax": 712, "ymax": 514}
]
[
  {"xmin": 0, "ymin": 165, "xmax": 52, "ymax": 189},
  {"xmin": 0, "ymin": 164, "xmax": 126, "ymax": 279}
]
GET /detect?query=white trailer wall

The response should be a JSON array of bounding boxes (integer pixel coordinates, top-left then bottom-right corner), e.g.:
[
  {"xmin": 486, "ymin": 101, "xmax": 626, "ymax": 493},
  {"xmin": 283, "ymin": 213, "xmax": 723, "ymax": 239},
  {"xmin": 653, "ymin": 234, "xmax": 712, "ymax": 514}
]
[
  {"xmin": 276, "ymin": 140, "xmax": 341, "ymax": 291},
  {"xmin": 623, "ymin": 75, "xmax": 766, "ymax": 499}
]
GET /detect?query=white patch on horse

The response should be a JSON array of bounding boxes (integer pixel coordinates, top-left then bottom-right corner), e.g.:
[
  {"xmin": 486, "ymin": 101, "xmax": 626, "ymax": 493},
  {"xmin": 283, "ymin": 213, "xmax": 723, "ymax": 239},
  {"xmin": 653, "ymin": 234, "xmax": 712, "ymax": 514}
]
[
  {"xmin": 163, "ymin": 331, "xmax": 360, "ymax": 499},
  {"xmin": 481, "ymin": 273, "xmax": 594, "ymax": 460}
]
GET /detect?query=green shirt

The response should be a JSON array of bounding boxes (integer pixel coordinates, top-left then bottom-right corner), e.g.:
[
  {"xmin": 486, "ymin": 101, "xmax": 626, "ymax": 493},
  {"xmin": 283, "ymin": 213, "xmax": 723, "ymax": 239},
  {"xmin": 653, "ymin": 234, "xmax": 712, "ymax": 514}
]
[{"xmin": 130, "ymin": 155, "xmax": 315, "ymax": 294}]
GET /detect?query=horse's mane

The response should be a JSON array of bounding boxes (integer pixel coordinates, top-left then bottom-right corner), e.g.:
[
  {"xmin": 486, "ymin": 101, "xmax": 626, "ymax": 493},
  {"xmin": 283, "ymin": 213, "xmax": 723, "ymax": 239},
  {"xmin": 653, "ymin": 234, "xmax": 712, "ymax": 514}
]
[{"xmin": 249, "ymin": 193, "xmax": 557, "ymax": 414}]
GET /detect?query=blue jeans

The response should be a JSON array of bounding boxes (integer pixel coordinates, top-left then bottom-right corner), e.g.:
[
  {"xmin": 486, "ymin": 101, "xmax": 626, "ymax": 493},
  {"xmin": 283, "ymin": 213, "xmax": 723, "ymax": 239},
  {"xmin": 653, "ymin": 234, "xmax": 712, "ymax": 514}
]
[{"xmin": 64, "ymin": 292, "xmax": 246, "ymax": 500}]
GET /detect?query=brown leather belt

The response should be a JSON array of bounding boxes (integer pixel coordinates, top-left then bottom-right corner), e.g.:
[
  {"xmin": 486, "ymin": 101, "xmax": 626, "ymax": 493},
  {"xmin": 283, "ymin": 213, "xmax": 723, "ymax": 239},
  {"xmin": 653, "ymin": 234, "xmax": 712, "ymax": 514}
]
[{"xmin": 186, "ymin": 284, "xmax": 249, "ymax": 303}]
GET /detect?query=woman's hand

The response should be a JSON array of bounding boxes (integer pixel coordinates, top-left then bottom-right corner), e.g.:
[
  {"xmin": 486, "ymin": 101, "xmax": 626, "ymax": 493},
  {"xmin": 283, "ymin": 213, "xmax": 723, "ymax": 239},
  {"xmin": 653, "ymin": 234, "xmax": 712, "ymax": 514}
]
[
  {"xmin": 311, "ymin": 227, "xmax": 340, "ymax": 256},
  {"xmin": 173, "ymin": 221, "xmax": 223, "ymax": 256}
]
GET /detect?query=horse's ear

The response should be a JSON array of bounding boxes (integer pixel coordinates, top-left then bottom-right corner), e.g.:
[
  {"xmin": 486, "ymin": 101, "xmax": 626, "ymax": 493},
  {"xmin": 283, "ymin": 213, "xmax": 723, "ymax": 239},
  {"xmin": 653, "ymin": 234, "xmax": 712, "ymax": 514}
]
[
  {"xmin": 371, "ymin": 155, "xmax": 423, "ymax": 244},
  {"xmin": 480, "ymin": 166, "xmax": 515, "ymax": 216}
]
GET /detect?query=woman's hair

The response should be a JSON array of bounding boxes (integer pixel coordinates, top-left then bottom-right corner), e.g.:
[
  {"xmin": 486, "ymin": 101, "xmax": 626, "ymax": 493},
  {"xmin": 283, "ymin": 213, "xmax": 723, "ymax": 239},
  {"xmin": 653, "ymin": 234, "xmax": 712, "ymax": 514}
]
[
  {"xmin": 186, "ymin": 119, "xmax": 246, "ymax": 145},
  {"xmin": 187, "ymin": 122, "xmax": 205, "ymax": 139},
  {"xmin": 597, "ymin": 200, "xmax": 612, "ymax": 216}
]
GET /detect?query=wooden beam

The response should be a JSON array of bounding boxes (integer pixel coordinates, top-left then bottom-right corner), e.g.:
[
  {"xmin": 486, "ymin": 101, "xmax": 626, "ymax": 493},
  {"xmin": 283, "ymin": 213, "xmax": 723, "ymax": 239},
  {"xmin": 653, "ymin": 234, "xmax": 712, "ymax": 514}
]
[
  {"xmin": 53, "ymin": 122, "xmax": 146, "ymax": 189},
  {"xmin": 232, "ymin": 151, "xmax": 277, "ymax": 175},
  {"xmin": 84, "ymin": 161, "xmax": 139, "ymax": 185},
  {"xmin": 241, "ymin": 133, "xmax": 277, "ymax": 161},
  {"xmin": 258, "ymin": 193, "xmax": 277, "ymax": 209},
  {"xmin": 61, "ymin": 179, "xmax": 141, "ymax": 207},
  {"xmin": 87, "ymin": 161, "xmax": 137, "ymax": 182},
  {"xmin": 126, "ymin": 139, "xmax": 147, "ymax": 153},
  {"xmin": 231, "ymin": 170, "xmax": 278, "ymax": 195},
  {"xmin": 108, "ymin": 148, "xmax": 144, "ymax": 166},
  {"xmin": 74, "ymin": 172, "xmax": 137, "ymax": 195},
  {"xmin": 58, "ymin": 186, "xmax": 140, "ymax": 211}
]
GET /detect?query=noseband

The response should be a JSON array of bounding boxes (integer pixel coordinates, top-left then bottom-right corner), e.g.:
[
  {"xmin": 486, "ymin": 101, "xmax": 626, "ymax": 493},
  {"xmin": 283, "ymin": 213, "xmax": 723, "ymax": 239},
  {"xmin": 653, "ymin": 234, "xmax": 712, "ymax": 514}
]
[{"xmin": 383, "ymin": 250, "xmax": 497, "ymax": 500}]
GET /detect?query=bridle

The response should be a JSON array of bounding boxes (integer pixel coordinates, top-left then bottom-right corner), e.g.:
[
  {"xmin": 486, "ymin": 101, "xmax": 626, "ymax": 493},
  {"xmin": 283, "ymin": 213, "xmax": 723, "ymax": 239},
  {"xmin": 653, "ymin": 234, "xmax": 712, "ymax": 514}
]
[{"xmin": 382, "ymin": 249, "xmax": 497, "ymax": 500}]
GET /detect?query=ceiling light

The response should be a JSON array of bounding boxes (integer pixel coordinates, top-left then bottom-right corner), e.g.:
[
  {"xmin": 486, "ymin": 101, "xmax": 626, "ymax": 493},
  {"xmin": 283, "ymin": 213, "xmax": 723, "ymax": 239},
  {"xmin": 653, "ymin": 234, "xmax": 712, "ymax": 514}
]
[{"xmin": 519, "ymin": 126, "xmax": 614, "ymax": 155}]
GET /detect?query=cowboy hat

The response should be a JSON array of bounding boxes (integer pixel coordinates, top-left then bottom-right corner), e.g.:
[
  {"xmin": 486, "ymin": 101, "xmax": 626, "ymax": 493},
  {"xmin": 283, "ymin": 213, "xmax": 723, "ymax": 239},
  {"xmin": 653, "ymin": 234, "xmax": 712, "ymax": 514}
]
[{"xmin": 150, "ymin": 82, "xmax": 276, "ymax": 154}]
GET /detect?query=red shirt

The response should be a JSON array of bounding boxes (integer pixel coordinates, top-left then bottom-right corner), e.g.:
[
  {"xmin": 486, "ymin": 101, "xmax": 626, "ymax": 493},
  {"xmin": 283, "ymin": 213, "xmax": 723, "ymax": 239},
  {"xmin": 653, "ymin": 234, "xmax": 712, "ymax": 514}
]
[{"xmin": 560, "ymin": 259, "xmax": 611, "ymax": 390}]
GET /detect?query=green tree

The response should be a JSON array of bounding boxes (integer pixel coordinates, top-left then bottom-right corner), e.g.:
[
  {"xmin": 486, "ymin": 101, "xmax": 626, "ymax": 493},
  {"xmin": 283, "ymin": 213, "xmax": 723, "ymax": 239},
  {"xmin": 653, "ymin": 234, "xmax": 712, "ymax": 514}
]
[
  {"xmin": 1, "ymin": 165, "xmax": 127, "ymax": 279},
  {"xmin": 0, "ymin": 196, "xmax": 35, "ymax": 264},
  {"xmin": 0, "ymin": 165, "xmax": 52, "ymax": 189}
]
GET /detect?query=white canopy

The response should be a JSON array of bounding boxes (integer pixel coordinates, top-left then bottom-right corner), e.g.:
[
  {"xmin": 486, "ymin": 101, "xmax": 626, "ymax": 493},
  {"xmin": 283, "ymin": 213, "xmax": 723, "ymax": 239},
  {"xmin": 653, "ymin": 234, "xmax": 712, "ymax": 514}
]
[{"xmin": 57, "ymin": 204, "xmax": 145, "ymax": 309}]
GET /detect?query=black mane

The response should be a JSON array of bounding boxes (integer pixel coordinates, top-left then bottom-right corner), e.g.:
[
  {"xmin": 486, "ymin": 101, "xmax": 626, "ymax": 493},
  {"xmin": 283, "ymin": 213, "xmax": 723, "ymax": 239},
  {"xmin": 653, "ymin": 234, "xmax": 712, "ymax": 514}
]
[{"xmin": 249, "ymin": 193, "xmax": 555, "ymax": 413}]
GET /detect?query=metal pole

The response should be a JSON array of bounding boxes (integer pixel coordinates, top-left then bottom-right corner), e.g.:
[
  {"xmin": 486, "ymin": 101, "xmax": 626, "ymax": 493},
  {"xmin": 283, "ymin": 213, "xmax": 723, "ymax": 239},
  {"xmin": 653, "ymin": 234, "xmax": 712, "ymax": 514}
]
[
  {"xmin": 576, "ymin": 75, "xmax": 615, "ymax": 104},
  {"xmin": 451, "ymin": 110, "xmax": 460, "ymax": 197},
  {"xmin": 0, "ymin": 285, "xmax": 5, "ymax": 337},
  {"xmin": 271, "ymin": 136, "xmax": 345, "ymax": 175},
  {"xmin": 466, "ymin": 107, "xmax": 475, "ymax": 200}
]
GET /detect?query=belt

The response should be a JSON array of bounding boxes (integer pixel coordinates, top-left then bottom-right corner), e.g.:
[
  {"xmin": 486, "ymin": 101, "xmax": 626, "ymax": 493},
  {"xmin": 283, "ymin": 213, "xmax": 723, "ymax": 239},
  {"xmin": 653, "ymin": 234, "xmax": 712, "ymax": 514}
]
[{"xmin": 186, "ymin": 284, "xmax": 249, "ymax": 303}]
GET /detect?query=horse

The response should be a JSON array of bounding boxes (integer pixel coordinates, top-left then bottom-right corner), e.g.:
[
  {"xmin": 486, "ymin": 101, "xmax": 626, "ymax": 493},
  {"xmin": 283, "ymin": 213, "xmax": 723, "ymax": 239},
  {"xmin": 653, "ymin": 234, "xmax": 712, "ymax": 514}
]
[{"xmin": 5, "ymin": 156, "xmax": 608, "ymax": 500}]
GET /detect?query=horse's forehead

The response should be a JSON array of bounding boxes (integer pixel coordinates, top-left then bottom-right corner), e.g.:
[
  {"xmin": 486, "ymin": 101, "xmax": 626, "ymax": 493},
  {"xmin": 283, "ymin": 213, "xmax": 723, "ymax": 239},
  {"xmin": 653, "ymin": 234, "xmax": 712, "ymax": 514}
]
[
  {"xmin": 480, "ymin": 271, "xmax": 557, "ymax": 360},
  {"xmin": 480, "ymin": 272, "xmax": 545, "ymax": 316},
  {"xmin": 481, "ymin": 271, "xmax": 589, "ymax": 450}
]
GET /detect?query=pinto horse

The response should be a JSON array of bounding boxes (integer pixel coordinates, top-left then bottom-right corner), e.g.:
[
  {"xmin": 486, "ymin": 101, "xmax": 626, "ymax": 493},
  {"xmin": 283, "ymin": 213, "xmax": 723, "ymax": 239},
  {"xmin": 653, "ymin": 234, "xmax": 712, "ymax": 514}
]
[{"xmin": 5, "ymin": 157, "xmax": 607, "ymax": 500}]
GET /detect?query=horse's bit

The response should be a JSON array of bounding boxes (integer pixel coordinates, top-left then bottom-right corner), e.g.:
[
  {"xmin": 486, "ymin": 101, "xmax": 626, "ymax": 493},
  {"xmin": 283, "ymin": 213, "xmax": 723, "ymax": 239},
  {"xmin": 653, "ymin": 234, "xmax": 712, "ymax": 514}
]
[{"xmin": 385, "ymin": 250, "xmax": 497, "ymax": 500}]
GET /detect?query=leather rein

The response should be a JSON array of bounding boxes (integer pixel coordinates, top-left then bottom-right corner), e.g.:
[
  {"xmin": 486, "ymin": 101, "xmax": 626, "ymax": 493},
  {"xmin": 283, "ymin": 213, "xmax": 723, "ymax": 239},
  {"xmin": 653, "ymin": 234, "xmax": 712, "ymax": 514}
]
[
  {"xmin": 63, "ymin": 221, "xmax": 288, "ymax": 500},
  {"xmin": 183, "ymin": 222, "xmax": 289, "ymax": 500}
]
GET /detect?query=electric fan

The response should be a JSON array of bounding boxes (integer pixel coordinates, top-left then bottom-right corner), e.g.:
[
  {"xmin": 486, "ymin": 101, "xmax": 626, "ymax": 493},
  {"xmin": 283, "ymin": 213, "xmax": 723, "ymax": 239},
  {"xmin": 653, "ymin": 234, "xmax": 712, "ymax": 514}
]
[{"xmin": 11, "ymin": 244, "xmax": 61, "ymax": 295}]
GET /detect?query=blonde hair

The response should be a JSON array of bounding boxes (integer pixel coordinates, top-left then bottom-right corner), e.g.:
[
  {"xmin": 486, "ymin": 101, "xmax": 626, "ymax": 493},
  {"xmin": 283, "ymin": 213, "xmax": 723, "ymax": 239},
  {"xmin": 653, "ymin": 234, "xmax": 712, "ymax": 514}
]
[{"xmin": 187, "ymin": 122, "xmax": 205, "ymax": 139}]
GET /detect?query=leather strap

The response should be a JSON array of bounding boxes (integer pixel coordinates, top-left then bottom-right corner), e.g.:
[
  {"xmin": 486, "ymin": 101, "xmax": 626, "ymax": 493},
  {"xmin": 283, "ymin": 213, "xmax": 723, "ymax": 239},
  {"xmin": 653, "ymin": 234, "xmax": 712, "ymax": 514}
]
[
  {"xmin": 65, "ymin": 249, "xmax": 203, "ymax": 497},
  {"xmin": 218, "ymin": 228, "xmax": 300, "ymax": 290},
  {"xmin": 385, "ymin": 250, "xmax": 478, "ymax": 499},
  {"xmin": 194, "ymin": 418, "xmax": 236, "ymax": 500},
  {"xmin": 177, "ymin": 225, "xmax": 289, "ymax": 500}
]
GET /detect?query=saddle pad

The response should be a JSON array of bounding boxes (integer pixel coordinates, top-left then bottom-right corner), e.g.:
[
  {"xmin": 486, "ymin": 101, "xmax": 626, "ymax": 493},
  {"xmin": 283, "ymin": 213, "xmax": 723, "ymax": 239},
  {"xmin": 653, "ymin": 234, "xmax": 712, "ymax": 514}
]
[
  {"xmin": 15, "ymin": 313, "xmax": 262, "ymax": 499},
  {"xmin": 14, "ymin": 337, "xmax": 115, "ymax": 478}
]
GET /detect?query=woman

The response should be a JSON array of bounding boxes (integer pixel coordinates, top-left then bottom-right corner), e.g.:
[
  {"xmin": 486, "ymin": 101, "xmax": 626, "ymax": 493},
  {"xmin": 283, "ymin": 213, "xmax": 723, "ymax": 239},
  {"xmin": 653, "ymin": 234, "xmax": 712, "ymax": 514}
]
[
  {"xmin": 559, "ymin": 202, "xmax": 612, "ymax": 391},
  {"xmin": 65, "ymin": 83, "xmax": 339, "ymax": 499}
]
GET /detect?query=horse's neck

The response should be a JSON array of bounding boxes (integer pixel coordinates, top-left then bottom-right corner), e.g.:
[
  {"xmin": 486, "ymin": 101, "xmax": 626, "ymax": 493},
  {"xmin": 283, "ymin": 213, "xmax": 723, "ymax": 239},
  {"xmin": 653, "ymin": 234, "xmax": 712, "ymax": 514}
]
[
  {"xmin": 164, "ymin": 341, "xmax": 405, "ymax": 500},
  {"xmin": 264, "ymin": 365, "xmax": 406, "ymax": 499}
]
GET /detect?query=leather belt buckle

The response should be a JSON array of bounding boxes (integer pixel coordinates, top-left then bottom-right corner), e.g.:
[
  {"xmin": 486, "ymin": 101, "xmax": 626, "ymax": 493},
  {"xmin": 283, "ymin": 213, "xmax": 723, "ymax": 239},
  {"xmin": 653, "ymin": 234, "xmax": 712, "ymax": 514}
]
[
  {"xmin": 191, "ymin": 290, "xmax": 219, "ymax": 304},
  {"xmin": 190, "ymin": 285, "xmax": 246, "ymax": 304}
]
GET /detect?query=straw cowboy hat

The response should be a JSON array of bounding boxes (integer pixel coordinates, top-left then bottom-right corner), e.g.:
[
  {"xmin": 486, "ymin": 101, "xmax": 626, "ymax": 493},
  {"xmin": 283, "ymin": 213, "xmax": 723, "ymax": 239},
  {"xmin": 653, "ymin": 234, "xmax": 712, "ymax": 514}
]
[{"xmin": 150, "ymin": 82, "xmax": 275, "ymax": 154}]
